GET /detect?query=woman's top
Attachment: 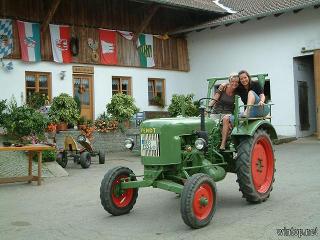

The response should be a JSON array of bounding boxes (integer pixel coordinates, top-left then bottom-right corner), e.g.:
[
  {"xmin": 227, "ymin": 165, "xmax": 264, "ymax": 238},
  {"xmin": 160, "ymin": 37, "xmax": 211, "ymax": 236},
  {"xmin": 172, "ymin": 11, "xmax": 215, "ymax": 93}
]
[
  {"xmin": 214, "ymin": 85, "xmax": 235, "ymax": 114},
  {"xmin": 237, "ymin": 81, "xmax": 263, "ymax": 104}
]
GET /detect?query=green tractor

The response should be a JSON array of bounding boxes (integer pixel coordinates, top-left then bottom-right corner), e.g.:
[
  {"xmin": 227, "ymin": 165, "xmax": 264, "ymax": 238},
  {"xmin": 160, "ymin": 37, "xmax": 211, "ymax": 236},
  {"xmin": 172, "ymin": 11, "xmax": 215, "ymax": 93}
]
[{"xmin": 100, "ymin": 74, "xmax": 276, "ymax": 229}]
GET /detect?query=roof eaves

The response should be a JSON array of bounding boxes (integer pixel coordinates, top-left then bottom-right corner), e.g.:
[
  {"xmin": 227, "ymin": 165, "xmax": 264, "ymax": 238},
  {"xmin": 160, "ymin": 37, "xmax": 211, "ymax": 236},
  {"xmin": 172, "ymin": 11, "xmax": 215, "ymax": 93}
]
[
  {"xmin": 170, "ymin": 1, "xmax": 320, "ymax": 35},
  {"xmin": 145, "ymin": 0, "xmax": 229, "ymax": 13}
]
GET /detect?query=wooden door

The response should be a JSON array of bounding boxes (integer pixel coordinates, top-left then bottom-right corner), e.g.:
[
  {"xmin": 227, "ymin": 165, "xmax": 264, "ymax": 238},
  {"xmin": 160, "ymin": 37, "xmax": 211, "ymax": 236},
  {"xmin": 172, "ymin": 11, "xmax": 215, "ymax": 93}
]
[
  {"xmin": 314, "ymin": 50, "xmax": 320, "ymax": 139},
  {"xmin": 73, "ymin": 75, "xmax": 94, "ymax": 121},
  {"xmin": 298, "ymin": 81, "xmax": 310, "ymax": 131}
]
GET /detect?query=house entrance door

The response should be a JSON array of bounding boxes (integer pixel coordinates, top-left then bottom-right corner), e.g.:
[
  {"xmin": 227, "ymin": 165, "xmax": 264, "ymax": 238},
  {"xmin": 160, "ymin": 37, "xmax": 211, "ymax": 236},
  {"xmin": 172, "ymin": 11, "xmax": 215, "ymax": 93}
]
[
  {"xmin": 73, "ymin": 74, "xmax": 94, "ymax": 121},
  {"xmin": 314, "ymin": 50, "xmax": 320, "ymax": 139}
]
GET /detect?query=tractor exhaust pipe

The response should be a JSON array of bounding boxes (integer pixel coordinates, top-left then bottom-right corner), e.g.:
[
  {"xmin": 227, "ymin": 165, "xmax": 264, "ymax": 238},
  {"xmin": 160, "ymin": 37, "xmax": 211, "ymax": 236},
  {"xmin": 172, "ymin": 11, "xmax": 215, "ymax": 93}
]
[{"xmin": 200, "ymin": 106, "xmax": 205, "ymax": 131}]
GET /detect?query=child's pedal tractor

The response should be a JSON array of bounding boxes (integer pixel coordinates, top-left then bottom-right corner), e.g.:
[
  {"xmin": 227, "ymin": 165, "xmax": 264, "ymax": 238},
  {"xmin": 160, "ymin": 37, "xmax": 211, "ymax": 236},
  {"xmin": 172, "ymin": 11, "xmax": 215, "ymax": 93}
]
[{"xmin": 56, "ymin": 134, "xmax": 105, "ymax": 169}]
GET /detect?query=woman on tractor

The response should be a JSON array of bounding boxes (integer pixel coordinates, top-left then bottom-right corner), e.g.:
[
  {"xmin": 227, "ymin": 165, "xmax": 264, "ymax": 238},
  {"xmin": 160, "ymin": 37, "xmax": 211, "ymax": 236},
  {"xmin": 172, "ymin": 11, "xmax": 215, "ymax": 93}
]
[
  {"xmin": 237, "ymin": 70, "xmax": 270, "ymax": 118},
  {"xmin": 208, "ymin": 73, "xmax": 239, "ymax": 150},
  {"xmin": 219, "ymin": 70, "xmax": 270, "ymax": 151}
]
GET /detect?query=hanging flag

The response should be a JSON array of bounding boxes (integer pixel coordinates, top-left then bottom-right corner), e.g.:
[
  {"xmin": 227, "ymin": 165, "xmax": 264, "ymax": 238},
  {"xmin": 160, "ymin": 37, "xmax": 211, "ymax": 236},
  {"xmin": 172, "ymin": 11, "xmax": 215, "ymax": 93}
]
[
  {"xmin": 154, "ymin": 33, "xmax": 170, "ymax": 40},
  {"xmin": 0, "ymin": 19, "xmax": 13, "ymax": 58},
  {"xmin": 117, "ymin": 30, "xmax": 133, "ymax": 41},
  {"xmin": 17, "ymin": 20, "xmax": 41, "ymax": 62},
  {"xmin": 99, "ymin": 29, "xmax": 117, "ymax": 65},
  {"xmin": 137, "ymin": 34, "xmax": 155, "ymax": 68},
  {"xmin": 49, "ymin": 24, "xmax": 72, "ymax": 63}
]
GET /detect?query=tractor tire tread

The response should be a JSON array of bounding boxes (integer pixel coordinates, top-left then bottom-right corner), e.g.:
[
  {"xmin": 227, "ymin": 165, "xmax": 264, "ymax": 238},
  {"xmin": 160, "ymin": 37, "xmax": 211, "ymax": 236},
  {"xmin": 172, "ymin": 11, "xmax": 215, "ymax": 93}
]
[
  {"xmin": 100, "ymin": 166, "xmax": 138, "ymax": 216},
  {"xmin": 180, "ymin": 173, "xmax": 216, "ymax": 229},
  {"xmin": 236, "ymin": 129, "xmax": 275, "ymax": 203}
]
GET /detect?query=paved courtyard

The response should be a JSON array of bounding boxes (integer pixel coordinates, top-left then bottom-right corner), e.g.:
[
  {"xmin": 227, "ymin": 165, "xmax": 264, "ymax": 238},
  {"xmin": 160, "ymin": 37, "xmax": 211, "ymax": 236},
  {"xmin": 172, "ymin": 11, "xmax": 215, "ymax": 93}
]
[{"xmin": 0, "ymin": 137, "xmax": 319, "ymax": 240}]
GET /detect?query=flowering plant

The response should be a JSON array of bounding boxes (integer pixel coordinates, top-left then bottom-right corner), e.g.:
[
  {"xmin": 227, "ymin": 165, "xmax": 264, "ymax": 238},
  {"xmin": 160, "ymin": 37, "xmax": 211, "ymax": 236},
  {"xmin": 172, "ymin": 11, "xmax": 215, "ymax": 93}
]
[
  {"xmin": 20, "ymin": 134, "xmax": 40, "ymax": 145},
  {"xmin": 94, "ymin": 119, "xmax": 119, "ymax": 133},
  {"xmin": 81, "ymin": 125, "xmax": 96, "ymax": 141},
  {"xmin": 47, "ymin": 123, "xmax": 57, "ymax": 132}
]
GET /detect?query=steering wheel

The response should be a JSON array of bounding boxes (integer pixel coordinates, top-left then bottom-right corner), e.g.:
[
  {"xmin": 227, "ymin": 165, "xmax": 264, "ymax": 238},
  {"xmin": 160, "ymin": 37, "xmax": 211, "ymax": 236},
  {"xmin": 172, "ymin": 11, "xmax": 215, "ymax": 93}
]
[{"xmin": 198, "ymin": 97, "xmax": 220, "ymax": 115}]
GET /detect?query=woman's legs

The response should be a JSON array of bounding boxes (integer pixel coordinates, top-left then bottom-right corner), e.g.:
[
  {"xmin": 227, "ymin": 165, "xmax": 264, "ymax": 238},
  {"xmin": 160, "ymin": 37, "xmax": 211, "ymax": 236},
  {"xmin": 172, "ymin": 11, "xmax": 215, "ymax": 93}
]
[
  {"xmin": 220, "ymin": 115, "xmax": 231, "ymax": 150},
  {"xmin": 243, "ymin": 90, "xmax": 257, "ymax": 116}
]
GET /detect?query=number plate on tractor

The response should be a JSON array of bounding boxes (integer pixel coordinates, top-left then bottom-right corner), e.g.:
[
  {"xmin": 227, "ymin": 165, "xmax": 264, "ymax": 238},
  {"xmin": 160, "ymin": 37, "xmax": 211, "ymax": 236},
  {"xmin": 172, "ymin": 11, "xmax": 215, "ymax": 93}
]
[
  {"xmin": 141, "ymin": 134, "xmax": 160, "ymax": 156},
  {"xmin": 142, "ymin": 139, "xmax": 157, "ymax": 150}
]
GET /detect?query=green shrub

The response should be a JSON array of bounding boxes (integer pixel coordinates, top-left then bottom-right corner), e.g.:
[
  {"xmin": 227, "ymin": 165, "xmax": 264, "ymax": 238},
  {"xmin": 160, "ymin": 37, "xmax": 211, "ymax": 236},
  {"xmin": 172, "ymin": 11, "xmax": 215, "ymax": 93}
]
[
  {"xmin": 168, "ymin": 94, "xmax": 199, "ymax": 117},
  {"xmin": 33, "ymin": 150, "xmax": 56, "ymax": 162},
  {"xmin": 73, "ymin": 95, "xmax": 81, "ymax": 114},
  {"xmin": 106, "ymin": 94, "xmax": 139, "ymax": 122},
  {"xmin": 49, "ymin": 93, "xmax": 80, "ymax": 125},
  {"xmin": 3, "ymin": 105, "xmax": 47, "ymax": 140},
  {"xmin": 27, "ymin": 92, "xmax": 47, "ymax": 109},
  {"xmin": 0, "ymin": 99, "xmax": 7, "ymax": 126}
]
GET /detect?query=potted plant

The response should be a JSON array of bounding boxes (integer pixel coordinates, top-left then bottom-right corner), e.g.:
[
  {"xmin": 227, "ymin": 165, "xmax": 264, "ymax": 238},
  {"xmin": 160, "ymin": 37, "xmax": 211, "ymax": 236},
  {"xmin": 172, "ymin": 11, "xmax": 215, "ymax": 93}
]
[
  {"xmin": 168, "ymin": 94, "xmax": 199, "ymax": 117},
  {"xmin": 1, "ymin": 103, "xmax": 47, "ymax": 144},
  {"xmin": 106, "ymin": 94, "xmax": 139, "ymax": 129},
  {"xmin": 94, "ymin": 112, "xmax": 119, "ymax": 133},
  {"xmin": 77, "ymin": 116, "xmax": 87, "ymax": 130},
  {"xmin": 46, "ymin": 122, "xmax": 57, "ymax": 139},
  {"xmin": 150, "ymin": 95, "xmax": 165, "ymax": 108},
  {"xmin": 48, "ymin": 93, "xmax": 80, "ymax": 131},
  {"xmin": 27, "ymin": 92, "xmax": 48, "ymax": 110}
]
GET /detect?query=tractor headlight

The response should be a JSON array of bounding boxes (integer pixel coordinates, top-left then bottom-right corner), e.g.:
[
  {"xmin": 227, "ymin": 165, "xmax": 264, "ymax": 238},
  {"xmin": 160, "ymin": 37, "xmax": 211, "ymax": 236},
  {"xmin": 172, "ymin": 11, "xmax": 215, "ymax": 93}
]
[
  {"xmin": 124, "ymin": 138, "xmax": 134, "ymax": 150},
  {"xmin": 77, "ymin": 134, "xmax": 86, "ymax": 143},
  {"xmin": 195, "ymin": 138, "xmax": 206, "ymax": 150}
]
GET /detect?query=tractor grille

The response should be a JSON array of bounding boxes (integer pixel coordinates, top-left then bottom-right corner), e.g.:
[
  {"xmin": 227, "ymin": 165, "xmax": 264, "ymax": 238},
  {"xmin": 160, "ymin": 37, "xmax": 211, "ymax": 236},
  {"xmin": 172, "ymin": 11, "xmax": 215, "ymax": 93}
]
[{"xmin": 141, "ymin": 134, "xmax": 160, "ymax": 157}]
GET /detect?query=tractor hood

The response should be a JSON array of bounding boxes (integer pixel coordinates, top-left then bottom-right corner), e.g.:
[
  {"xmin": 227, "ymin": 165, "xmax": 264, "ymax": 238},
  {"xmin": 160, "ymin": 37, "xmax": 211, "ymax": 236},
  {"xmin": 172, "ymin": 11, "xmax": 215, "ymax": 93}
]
[
  {"xmin": 139, "ymin": 117, "xmax": 218, "ymax": 166},
  {"xmin": 140, "ymin": 117, "xmax": 217, "ymax": 135}
]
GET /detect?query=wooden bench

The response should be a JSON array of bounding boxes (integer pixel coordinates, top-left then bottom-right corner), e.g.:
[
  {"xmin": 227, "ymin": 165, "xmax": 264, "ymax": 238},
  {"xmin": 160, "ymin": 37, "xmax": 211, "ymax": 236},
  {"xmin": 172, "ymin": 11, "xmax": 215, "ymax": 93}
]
[{"xmin": 0, "ymin": 144, "xmax": 55, "ymax": 186}]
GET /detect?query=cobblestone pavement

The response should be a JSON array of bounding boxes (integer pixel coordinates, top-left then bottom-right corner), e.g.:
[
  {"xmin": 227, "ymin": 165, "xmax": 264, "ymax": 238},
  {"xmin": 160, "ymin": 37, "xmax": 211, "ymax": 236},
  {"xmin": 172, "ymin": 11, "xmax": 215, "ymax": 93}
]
[
  {"xmin": 0, "ymin": 151, "xmax": 54, "ymax": 178},
  {"xmin": 0, "ymin": 138, "xmax": 319, "ymax": 240}
]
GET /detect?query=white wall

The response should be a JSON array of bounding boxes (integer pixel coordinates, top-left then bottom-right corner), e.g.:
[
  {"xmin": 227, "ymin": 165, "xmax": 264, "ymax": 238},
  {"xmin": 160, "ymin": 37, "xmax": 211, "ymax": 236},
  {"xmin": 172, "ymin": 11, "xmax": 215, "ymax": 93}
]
[
  {"xmin": 187, "ymin": 7, "xmax": 320, "ymax": 137},
  {"xmin": 0, "ymin": 61, "xmax": 191, "ymax": 118}
]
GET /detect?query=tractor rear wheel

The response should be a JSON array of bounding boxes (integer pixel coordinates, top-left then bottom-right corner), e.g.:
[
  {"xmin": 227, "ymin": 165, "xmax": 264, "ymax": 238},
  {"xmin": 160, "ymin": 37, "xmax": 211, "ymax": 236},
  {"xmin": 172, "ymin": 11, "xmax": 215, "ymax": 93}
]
[
  {"xmin": 180, "ymin": 173, "xmax": 217, "ymax": 228},
  {"xmin": 236, "ymin": 129, "xmax": 275, "ymax": 203},
  {"xmin": 56, "ymin": 151, "xmax": 68, "ymax": 168},
  {"xmin": 80, "ymin": 151, "xmax": 91, "ymax": 168},
  {"xmin": 100, "ymin": 166, "xmax": 138, "ymax": 216}
]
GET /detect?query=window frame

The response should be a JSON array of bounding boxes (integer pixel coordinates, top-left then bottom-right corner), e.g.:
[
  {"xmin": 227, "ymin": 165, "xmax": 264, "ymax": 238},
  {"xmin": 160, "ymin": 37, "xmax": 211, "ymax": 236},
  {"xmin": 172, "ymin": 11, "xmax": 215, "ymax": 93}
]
[
  {"xmin": 112, "ymin": 76, "xmax": 132, "ymax": 96},
  {"xmin": 25, "ymin": 71, "xmax": 52, "ymax": 103},
  {"xmin": 148, "ymin": 78, "xmax": 165, "ymax": 106}
]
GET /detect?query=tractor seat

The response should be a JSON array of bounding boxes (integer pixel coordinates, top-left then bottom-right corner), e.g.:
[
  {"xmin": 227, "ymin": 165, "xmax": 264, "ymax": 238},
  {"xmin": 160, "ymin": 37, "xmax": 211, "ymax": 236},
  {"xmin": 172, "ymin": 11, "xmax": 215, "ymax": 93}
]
[{"xmin": 64, "ymin": 135, "xmax": 80, "ymax": 151}]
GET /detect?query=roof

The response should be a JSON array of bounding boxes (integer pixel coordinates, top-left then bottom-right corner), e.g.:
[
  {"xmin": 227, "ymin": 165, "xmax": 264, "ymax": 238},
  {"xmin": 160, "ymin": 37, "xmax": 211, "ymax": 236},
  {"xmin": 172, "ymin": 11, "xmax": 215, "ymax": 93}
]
[
  {"xmin": 141, "ymin": 0, "xmax": 229, "ymax": 13},
  {"xmin": 171, "ymin": 0, "xmax": 320, "ymax": 34}
]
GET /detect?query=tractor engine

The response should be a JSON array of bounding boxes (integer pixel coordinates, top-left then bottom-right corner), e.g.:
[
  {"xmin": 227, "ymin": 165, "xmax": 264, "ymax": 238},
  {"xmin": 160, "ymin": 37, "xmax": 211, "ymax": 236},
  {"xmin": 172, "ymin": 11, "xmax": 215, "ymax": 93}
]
[{"xmin": 135, "ymin": 116, "xmax": 227, "ymax": 181}]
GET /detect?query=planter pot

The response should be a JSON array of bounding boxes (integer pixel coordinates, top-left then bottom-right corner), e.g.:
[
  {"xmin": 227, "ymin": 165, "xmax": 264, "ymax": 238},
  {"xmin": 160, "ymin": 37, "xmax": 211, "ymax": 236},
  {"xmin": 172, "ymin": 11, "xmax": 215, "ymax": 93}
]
[
  {"xmin": 78, "ymin": 124, "xmax": 86, "ymax": 130},
  {"xmin": 56, "ymin": 122, "xmax": 68, "ymax": 132},
  {"xmin": 124, "ymin": 120, "xmax": 130, "ymax": 129}
]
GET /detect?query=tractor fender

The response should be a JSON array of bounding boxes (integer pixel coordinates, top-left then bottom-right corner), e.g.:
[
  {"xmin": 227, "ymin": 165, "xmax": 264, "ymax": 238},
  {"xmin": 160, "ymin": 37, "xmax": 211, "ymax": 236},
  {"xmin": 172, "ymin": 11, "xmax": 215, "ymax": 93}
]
[{"xmin": 231, "ymin": 120, "xmax": 277, "ymax": 140}]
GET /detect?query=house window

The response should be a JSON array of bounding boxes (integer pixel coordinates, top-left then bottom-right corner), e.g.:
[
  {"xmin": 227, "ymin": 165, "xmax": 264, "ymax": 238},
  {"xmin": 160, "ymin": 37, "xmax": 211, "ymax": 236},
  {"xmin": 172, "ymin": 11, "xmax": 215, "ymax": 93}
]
[
  {"xmin": 25, "ymin": 71, "xmax": 52, "ymax": 104},
  {"xmin": 112, "ymin": 76, "xmax": 131, "ymax": 95},
  {"xmin": 148, "ymin": 78, "xmax": 165, "ymax": 106}
]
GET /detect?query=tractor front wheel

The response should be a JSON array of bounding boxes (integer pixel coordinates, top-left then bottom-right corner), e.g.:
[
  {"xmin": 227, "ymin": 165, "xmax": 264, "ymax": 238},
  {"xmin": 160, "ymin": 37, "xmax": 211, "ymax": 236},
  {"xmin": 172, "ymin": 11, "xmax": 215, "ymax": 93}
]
[
  {"xmin": 236, "ymin": 129, "xmax": 275, "ymax": 203},
  {"xmin": 100, "ymin": 166, "xmax": 138, "ymax": 216},
  {"xmin": 180, "ymin": 173, "xmax": 217, "ymax": 228},
  {"xmin": 80, "ymin": 151, "xmax": 91, "ymax": 168},
  {"xmin": 56, "ymin": 151, "xmax": 68, "ymax": 168}
]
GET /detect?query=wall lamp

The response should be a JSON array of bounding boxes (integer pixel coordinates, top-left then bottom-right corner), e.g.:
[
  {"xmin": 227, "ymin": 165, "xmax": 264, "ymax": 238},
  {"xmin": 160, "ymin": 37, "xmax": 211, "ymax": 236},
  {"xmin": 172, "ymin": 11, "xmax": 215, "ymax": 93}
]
[{"xmin": 60, "ymin": 70, "xmax": 66, "ymax": 80}]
